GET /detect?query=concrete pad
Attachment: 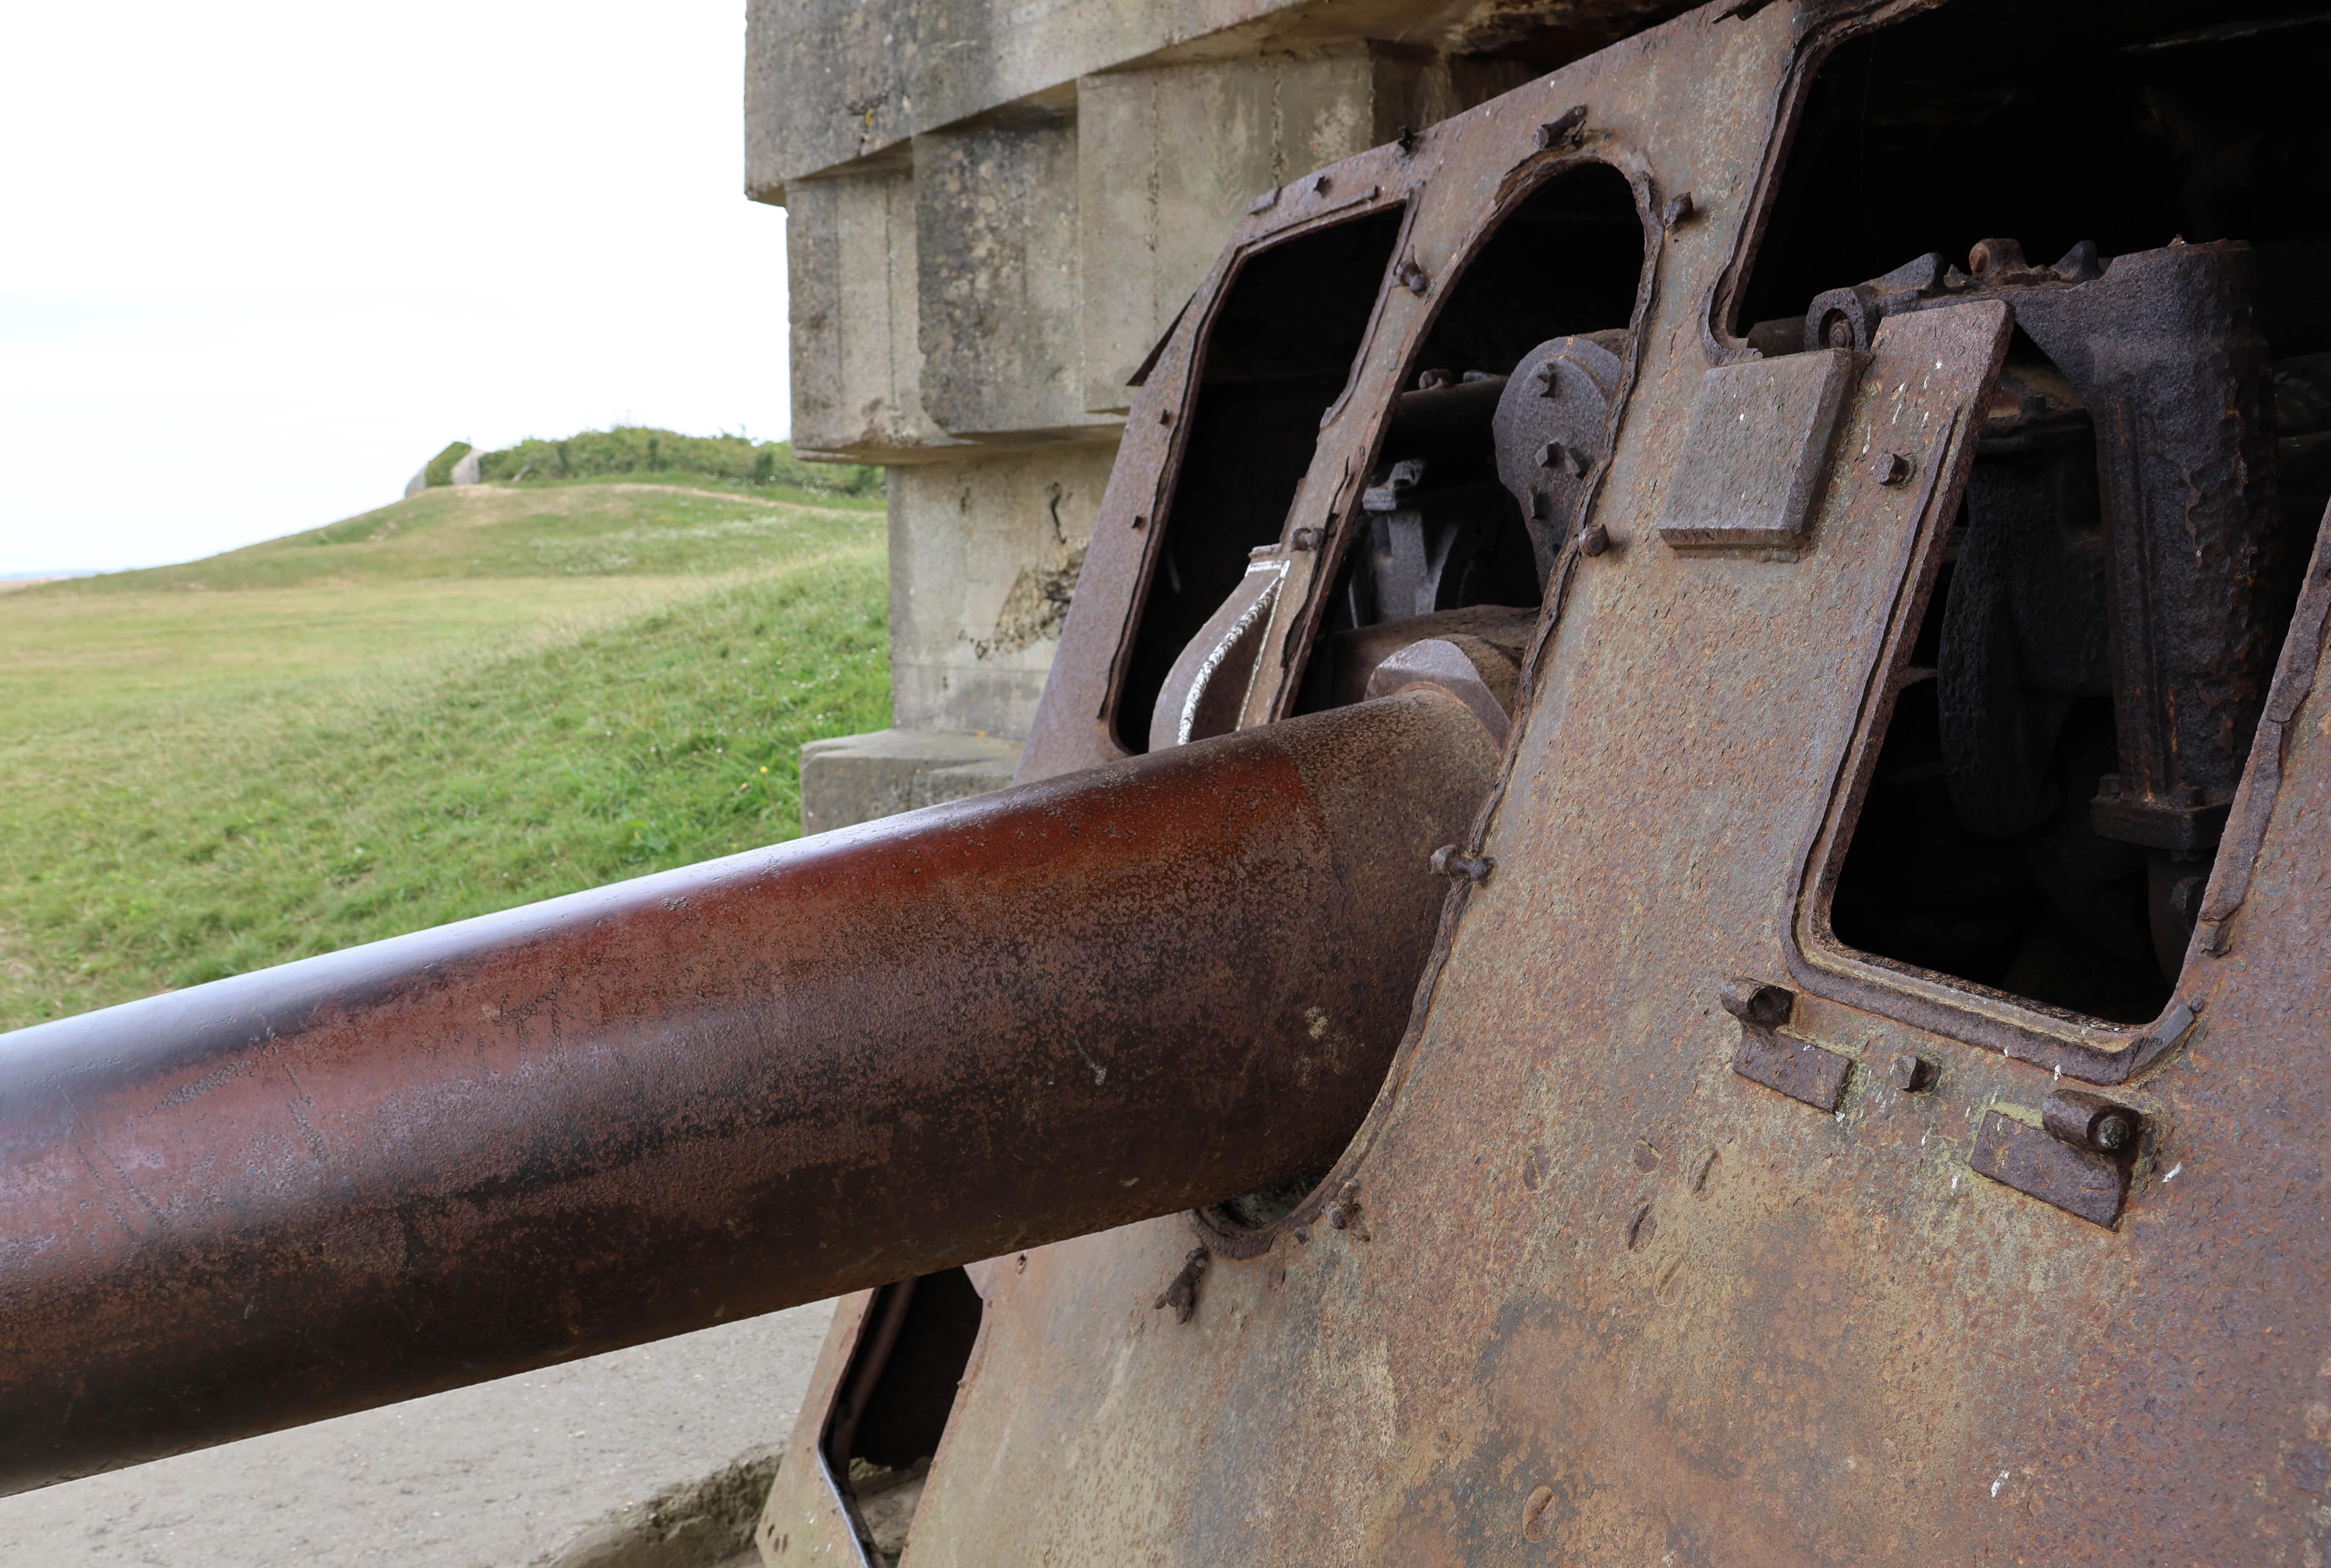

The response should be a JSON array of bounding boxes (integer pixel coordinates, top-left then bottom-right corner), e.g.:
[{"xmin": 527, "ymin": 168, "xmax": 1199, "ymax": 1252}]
[
  {"xmin": 0, "ymin": 1300, "xmax": 834, "ymax": 1568},
  {"xmin": 799, "ymin": 727, "xmax": 1024, "ymax": 836}
]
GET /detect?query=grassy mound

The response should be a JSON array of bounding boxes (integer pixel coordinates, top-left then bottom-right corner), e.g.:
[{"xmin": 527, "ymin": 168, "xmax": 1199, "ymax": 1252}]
[
  {"xmin": 474, "ymin": 427, "xmax": 882, "ymax": 499},
  {"xmin": 422, "ymin": 440, "xmax": 473, "ymax": 488},
  {"xmin": 0, "ymin": 478, "xmax": 889, "ymax": 1028}
]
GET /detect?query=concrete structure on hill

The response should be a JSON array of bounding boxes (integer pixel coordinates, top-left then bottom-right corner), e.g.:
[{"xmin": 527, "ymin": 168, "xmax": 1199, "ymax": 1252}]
[{"xmin": 748, "ymin": 0, "xmax": 1679, "ymax": 826}]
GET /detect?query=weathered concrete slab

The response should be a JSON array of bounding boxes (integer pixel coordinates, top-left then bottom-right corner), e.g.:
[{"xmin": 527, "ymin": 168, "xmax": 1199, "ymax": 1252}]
[
  {"xmin": 915, "ymin": 99, "xmax": 1119, "ymax": 443},
  {"xmin": 798, "ymin": 728, "xmax": 1025, "ymax": 836},
  {"xmin": 743, "ymin": 0, "xmax": 1597, "ymax": 201},
  {"xmin": 787, "ymin": 163, "xmax": 967, "ymax": 462}
]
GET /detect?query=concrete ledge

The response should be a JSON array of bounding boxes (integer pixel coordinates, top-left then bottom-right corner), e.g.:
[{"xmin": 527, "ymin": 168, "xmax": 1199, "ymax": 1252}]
[
  {"xmin": 546, "ymin": 1448, "xmax": 778, "ymax": 1568},
  {"xmin": 799, "ymin": 728, "xmax": 1024, "ymax": 836}
]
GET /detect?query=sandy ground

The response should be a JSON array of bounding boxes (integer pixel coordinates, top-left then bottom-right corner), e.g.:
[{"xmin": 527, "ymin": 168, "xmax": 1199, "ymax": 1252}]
[{"xmin": 0, "ymin": 1300, "xmax": 834, "ymax": 1568}]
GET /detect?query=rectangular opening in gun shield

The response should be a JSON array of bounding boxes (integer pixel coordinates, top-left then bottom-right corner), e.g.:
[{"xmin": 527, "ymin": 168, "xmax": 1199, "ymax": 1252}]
[
  {"xmin": 1297, "ymin": 161, "xmax": 1648, "ymax": 715},
  {"xmin": 821, "ymin": 1268, "xmax": 985, "ymax": 1567},
  {"xmin": 1756, "ymin": 0, "xmax": 2331, "ymax": 1045},
  {"xmin": 1112, "ymin": 207, "xmax": 1405, "ymax": 753}
]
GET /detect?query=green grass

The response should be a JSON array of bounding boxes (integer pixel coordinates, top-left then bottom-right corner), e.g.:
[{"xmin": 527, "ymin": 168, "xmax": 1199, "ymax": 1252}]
[{"xmin": 0, "ymin": 478, "xmax": 891, "ymax": 1029}]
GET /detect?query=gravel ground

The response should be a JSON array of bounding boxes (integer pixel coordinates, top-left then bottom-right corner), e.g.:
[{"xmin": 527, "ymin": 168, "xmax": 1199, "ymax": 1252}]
[{"xmin": 0, "ymin": 1300, "xmax": 835, "ymax": 1568}]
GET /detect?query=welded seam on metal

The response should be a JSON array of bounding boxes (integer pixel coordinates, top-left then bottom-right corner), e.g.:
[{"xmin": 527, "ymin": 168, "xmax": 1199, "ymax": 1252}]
[{"xmin": 1179, "ymin": 559, "xmax": 1286, "ymax": 745}]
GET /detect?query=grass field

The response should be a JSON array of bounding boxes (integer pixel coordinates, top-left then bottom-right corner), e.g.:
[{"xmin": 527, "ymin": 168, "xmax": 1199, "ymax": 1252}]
[{"xmin": 0, "ymin": 477, "xmax": 890, "ymax": 1030}]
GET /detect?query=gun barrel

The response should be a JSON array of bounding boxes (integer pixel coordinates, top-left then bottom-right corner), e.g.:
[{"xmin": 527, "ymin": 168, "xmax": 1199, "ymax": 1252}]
[{"xmin": 0, "ymin": 688, "xmax": 1497, "ymax": 1494}]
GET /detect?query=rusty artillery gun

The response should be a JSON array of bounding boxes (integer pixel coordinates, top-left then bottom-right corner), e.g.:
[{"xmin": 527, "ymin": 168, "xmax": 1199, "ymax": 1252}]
[{"xmin": 9, "ymin": 1, "xmax": 2331, "ymax": 1561}]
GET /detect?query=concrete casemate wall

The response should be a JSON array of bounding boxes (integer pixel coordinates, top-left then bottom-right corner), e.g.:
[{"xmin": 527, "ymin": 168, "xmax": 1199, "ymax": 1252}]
[{"xmin": 751, "ymin": 0, "xmax": 1672, "ymax": 813}]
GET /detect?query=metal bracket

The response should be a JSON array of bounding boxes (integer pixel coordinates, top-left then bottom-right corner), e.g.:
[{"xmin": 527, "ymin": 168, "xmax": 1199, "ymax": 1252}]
[
  {"xmin": 1657, "ymin": 349, "xmax": 1859, "ymax": 550},
  {"xmin": 1722, "ymin": 980, "xmax": 1852, "ymax": 1112},
  {"xmin": 1970, "ymin": 1089, "xmax": 2147, "ymax": 1228}
]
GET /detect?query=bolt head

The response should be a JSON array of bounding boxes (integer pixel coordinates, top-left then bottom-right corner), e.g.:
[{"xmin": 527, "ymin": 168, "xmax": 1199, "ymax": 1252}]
[
  {"xmin": 1532, "ymin": 107, "xmax": 1586, "ymax": 150},
  {"xmin": 1578, "ymin": 524, "xmax": 1611, "ymax": 558},
  {"xmin": 1823, "ymin": 312, "xmax": 1858, "ymax": 350},
  {"xmin": 1719, "ymin": 979, "xmax": 1794, "ymax": 1029},
  {"xmin": 1432, "ymin": 845, "xmax": 1492, "ymax": 882},
  {"xmin": 1872, "ymin": 451, "xmax": 1912, "ymax": 486},
  {"xmin": 1887, "ymin": 1053, "xmax": 1934, "ymax": 1093},
  {"xmin": 2095, "ymin": 1115, "xmax": 2133, "ymax": 1151}
]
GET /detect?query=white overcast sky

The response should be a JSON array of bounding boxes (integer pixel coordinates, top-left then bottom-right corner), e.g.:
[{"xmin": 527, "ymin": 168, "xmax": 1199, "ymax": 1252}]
[{"xmin": 0, "ymin": 3, "xmax": 789, "ymax": 574}]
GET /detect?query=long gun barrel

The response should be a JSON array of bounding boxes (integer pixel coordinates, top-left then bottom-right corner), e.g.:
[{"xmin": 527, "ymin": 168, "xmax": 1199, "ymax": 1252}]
[{"xmin": 0, "ymin": 687, "xmax": 1498, "ymax": 1495}]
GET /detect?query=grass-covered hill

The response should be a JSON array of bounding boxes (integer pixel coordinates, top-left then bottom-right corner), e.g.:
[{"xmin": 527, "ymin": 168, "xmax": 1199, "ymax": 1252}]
[
  {"xmin": 0, "ymin": 469, "xmax": 890, "ymax": 1029},
  {"xmin": 411, "ymin": 426, "xmax": 883, "ymax": 498},
  {"xmin": 474, "ymin": 425, "xmax": 882, "ymax": 496}
]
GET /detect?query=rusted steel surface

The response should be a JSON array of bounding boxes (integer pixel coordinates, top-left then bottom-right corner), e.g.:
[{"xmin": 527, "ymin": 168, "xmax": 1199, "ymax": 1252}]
[
  {"xmin": 1811, "ymin": 235, "xmax": 2302, "ymax": 978},
  {"xmin": 1365, "ymin": 635, "xmax": 1525, "ymax": 748},
  {"xmin": 1653, "ymin": 346, "xmax": 1859, "ymax": 550},
  {"xmin": 800, "ymin": 0, "xmax": 2331, "ymax": 1559},
  {"xmin": 1843, "ymin": 239, "xmax": 2291, "ymax": 856},
  {"xmin": 0, "ymin": 687, "xmax": 1497, "ymax": 1495},
  {"xmin": 1327, "ymin": 605, "xmax": 1537, "ymax": 713},
  {"xmin": 913, "ymin": 244, "xmax": 2034, "ymax": 1562},
  {"xmin": 1968, "ymin": 1110, "xmax": 2132, "ymax": 1229}
]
